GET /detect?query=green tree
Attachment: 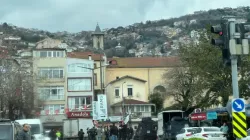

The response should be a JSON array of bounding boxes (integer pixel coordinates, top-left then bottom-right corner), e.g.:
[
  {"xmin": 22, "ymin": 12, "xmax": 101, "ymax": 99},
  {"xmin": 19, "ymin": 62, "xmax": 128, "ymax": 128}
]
[
  {"xmin": 177, "ymin": 30, "xmax": 250, "ymax": 107},
  {"xmin": 148, "ymin": 92, "xmax": 164, "ymax": 114}
]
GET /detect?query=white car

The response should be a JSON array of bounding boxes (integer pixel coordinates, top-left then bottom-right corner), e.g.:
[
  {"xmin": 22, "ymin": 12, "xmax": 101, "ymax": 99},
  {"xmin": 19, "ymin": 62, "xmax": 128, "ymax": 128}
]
[
  {"xmin": 192, "ymin": 127, "xmax": 226, "ymax": 140},
  {"xmin": 176, "ymin": 127, "xmax": 198, "ymax": 140}
]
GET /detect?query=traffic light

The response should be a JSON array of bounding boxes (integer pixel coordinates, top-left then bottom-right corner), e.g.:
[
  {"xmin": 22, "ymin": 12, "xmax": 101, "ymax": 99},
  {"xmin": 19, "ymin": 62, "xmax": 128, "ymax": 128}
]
[
  {"xmin": 211, "ymin": 23, "xmax": 231, "ymax": 66},
  {"xmin": 211, "ymin": 25, "xmax": 224, "ymax": 46}
]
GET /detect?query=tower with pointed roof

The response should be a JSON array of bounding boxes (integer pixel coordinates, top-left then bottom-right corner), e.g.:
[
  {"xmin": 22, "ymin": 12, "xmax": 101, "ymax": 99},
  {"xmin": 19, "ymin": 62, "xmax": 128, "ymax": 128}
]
[{"xmin": 92, "ymin": 23, "xmax": 104, "ymax": 50}]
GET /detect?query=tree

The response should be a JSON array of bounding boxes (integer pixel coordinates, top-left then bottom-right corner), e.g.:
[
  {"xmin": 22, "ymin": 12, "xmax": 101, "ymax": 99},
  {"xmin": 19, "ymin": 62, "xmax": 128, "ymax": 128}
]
[
  {"xmin": 174, "ymin": 30, "xmax": 250, "ymax": 107},
  {"xmin": 148, "ymin": 92, "xmax": 164, "ymax": 114},
  {"xmin": 164, "ymin": 67, "xmax": 220, "ymax": 111},
  {"xmin": 0, "ymin": 58, "xmax": 43, "ymax": 120}
]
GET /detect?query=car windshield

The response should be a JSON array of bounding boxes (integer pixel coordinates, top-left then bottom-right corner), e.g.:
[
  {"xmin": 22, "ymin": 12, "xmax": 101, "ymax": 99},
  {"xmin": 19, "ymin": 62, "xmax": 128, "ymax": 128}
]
[
  {"xmin": 30, "ymin": 124, "xmax": 40, "ymax": 134},
  {"xmin": 0, "ymin": 125, "xmax": 13, "ymax": 140},
  {"xmin": 187, "ymin": 129, "xmax": 197, "ymax": 133},
  {"xmin": 204, "ymin": 128, "xmax": 220, "ymax": 132}
]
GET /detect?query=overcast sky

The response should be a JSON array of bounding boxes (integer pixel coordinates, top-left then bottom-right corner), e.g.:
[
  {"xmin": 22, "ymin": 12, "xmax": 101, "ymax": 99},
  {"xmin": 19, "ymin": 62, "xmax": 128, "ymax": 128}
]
[{"xmin": 0, "ymin": 0, "xmax": 249, "ymax": 32}]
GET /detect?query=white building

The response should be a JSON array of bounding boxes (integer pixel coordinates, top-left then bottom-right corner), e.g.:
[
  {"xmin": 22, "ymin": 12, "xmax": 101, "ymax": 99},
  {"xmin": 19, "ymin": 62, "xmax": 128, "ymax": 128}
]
[{"xmin": 66, "ymin": 57, "xmax": 94, "ymax": 124}]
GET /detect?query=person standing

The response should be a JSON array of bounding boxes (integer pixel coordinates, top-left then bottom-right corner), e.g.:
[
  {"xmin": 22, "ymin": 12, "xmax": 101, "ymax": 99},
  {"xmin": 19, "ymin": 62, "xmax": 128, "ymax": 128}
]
[
  {"xmin": 49, "ymin": 129, "xmax": 57, "ymax": 140},
  {"xmin": 78, "ymin": 129, "xmax": 85, "ymax": 140},
  {"xmin": 56, "ymin": 129, "xmax": 61, "ymax": 140},
  {"xmin": 110, "ymin": 123, "xmax": 118, "ymax": 140},
  {"xmin": 220, "ymin": 122, "xmax": 229, "ymax": 138},
  {"xmin": 17, "ymin": 123, "xmax": 31, "ymax": 140}
]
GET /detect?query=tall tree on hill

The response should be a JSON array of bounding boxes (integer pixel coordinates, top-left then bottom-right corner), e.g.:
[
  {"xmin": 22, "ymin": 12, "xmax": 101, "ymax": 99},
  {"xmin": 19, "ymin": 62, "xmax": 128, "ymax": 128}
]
[{"xmin": 165, "ymin": 27, "xmax": 250, "ymax": 109}]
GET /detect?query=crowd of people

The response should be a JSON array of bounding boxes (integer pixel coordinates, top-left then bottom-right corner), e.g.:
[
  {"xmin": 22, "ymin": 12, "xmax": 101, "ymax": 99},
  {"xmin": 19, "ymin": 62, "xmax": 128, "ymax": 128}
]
[
  {"xmin": 16, "ymin": 122, "xmax": 134, "ymax": 140},
  {"xmin": 84, "ymin": 123, "xmax": 134, "ymax": 140}
]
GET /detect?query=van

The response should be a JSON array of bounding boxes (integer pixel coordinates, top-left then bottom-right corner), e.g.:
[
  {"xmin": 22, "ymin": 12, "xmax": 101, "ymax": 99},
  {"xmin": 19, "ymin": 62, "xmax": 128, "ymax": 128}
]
[
  {"xmin": 0, "ymin": 119, "xmax": 22, "ymax": 140},
  {"xmin": 15, "ymin": 119, "xmax": 44, "ymax": 140}
]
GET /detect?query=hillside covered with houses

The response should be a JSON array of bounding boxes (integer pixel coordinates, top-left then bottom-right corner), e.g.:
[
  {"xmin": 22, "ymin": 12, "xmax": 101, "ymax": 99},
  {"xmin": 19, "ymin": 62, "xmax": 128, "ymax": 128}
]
[{"xmin": 0, "ymin": 6, "xmax": 249, "ymax": 59}]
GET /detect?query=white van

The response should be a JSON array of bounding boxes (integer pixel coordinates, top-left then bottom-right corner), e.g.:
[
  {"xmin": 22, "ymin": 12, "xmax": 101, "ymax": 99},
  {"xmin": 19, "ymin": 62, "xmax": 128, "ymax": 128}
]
[{"xmin": 15, "ymin": 119, "xmax": 44, "ymax": 140}]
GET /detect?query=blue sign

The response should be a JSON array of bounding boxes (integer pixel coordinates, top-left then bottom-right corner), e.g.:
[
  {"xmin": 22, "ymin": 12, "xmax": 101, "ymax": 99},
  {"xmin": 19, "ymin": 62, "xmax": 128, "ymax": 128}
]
[
  {"xmin": 207, "ymin": 112, "xmax": 217, "ymax": 120},
  {"xmin": 232, "ymin": 98, "xmax": 245, "ymax": 112}
]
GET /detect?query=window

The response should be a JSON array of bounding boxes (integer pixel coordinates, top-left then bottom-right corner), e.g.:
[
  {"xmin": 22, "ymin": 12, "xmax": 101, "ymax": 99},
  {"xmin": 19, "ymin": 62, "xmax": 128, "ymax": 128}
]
[
  {"xmin": 68, "ymin": 78, "xmax": 92, "ymax": 91},
  {"xmin": 39, "ymin": 68, "xmax": 64, "ymax": 79},
  {"xmin": 115, "ymin": 87, "xmax": 119, "ymax": 97},
  {"xmin": 127, "ymin": 85, "xmax": 133, "ymax": 96},
  {"xmin": 145, "ymin": 106, "xmax": 149, "ymax": 112},
  {"xmin": 41, "ymin": 104, "xmax": 64, "ymax": 115},
  {"xmin": 38, "ymin": 86, "xmax": 64, "ymax": 100},
  {"xmin": 94, "ymin": 64, "xmax": 97, "ymax": 69},
  {"xmin": 94, "ymin": 73, "xmax": 97, "ymax": 86},
  {"xmin": 68, "ymin": 63, "xmax": 92, "ymax": 73},
  {"xmin": 68, "ymin": 96, "xmax": 92, "ymax": 111},
  {"xmin": 39, "ymin": 51, "xmax": 64, "ymax": 58},
  {"xmin": 141, "ymin": 106, "xmax": 145, "ymax": 112},
  {"xmin": 136, "ymin": 106, "xmax": 140, "ymax": 112}
]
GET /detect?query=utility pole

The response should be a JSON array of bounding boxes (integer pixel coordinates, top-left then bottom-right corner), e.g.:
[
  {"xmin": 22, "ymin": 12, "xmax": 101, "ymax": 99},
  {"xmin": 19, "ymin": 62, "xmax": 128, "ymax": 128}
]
[
  {"xmin": 211, "ymin": 17, "xmax": 250, "ymax": 140},
  {"xmin": 122, "ymin": 82, "xmax": 126, "ymax": 119}
]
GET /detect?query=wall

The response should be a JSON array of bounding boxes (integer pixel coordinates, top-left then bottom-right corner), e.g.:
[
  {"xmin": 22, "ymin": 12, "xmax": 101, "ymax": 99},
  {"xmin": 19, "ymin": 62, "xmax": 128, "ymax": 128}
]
[
  {"xmin": 66, "ymin": 58, "xmax": 94, "ymax": 97},
  {"xmin": 32, "ymin": 50, "xmax": 67, "ymax": 106},
  {"xmin": 107, "ymin": 77, "xmax": 147, "ymax": 106},
  {"xmin": 106, "ymin": 68, "xmax": 171, "ymax": 97}
]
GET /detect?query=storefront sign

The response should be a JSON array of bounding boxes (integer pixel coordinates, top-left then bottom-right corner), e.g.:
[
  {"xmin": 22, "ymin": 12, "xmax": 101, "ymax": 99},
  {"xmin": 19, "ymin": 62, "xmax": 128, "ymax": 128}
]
[
  {"xmin": 92, "ymin": 101, "xmax": 98, "ymax": 120},
  {"xmin": 45, "ymin": 115, "xmax": 56, "ymax": 122},
  {"xmin": 67, "ymin": 111, "xmax": 92, "ymax": 118},
  {"xmin": 98, "ymin": 94, "xmax": 108, "ymax": 120},
  {"xmin": 191, "ymin": 113, "xmax": 207, "ymax": 120},
  {"xmin": 206, "ymin": 112, "xmax": 217, "ymax": 120}
]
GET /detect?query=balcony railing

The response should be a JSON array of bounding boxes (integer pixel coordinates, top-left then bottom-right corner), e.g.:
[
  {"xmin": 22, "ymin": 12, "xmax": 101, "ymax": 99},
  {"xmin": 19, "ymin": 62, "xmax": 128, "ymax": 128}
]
[
  {"xmin": 41, "ymin": 95, "xmax": 64, "ymax": 101},
  {"xmin": 68, "ymin": 104, "xmax": 92, "ymax": 111}
]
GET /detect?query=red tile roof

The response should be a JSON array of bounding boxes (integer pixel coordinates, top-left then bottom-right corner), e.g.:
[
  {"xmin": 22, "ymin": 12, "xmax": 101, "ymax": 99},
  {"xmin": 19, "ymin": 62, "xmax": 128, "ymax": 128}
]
[
  {"xmin": 67, "ymin": 52, "xmax": 104, "ymax": 61},
  {"xmin": 108, "ymin": 56, "xmax": 180, "ymax": 68},
  {"xmin": 111, "ymin": 99, "xmax": 153, "ymax": 106}
]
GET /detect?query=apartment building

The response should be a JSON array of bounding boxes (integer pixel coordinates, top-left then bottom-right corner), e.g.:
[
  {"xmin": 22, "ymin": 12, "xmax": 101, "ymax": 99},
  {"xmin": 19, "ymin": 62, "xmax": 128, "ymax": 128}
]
[
  {"xmin": 65, "ymin": 57, "xmax": 94, "ymax": 127},
  {"xmin": 32, "ymin": 48, "xmax": 67, "ymax": 129}
]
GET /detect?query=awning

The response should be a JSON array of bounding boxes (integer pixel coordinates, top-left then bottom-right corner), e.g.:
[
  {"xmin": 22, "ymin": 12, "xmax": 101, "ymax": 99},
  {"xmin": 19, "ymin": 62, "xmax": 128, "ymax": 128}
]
[{"xmin": 43, "ymin": 122, "xmax": 63, "ymax": 127}]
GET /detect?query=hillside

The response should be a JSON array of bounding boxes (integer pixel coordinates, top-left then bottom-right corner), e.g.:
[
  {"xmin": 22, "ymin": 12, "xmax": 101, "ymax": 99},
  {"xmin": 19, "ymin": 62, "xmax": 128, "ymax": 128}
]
[{"xmin": 0, "ymin": 6, "xmax": 249, "ymax": 58}]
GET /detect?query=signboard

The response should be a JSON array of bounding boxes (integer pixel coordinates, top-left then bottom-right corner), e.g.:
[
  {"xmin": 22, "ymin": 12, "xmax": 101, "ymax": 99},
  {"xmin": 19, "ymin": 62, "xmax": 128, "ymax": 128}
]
[
  {"xmin": 92, "ymin": 101, "xmax": 98, "ymax": 120},
  {"xmin": 67, "ymin": 111, "xmax": 92, "ymax": 118},
  {"xmin": 232, "ymin": 98, "xmax": 247, "ymax": 138},
  {"xmin": 98, "ymin": 94, "xmax": 108, "ymax": 120},
  {"xmin": 206, "ymin": 112, "xmax": 217, "ymax": 120},
  {"xmin": 190, "ymin": 113, "xmax": 206, "ymax": 121},
  {"xmin": 232, "ymin": 98, "xmax": 245, "ymax": 112}
]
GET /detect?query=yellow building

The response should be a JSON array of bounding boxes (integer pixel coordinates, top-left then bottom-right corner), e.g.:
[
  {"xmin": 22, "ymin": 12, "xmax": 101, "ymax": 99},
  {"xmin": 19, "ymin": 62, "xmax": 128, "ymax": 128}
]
[
  {"xmin": 33, "ymin": 48, "xmax": 67, "ymax": 128},
  {"xmin": 106, "ymin": 57, "xmax": 180, "ymax": 108}
]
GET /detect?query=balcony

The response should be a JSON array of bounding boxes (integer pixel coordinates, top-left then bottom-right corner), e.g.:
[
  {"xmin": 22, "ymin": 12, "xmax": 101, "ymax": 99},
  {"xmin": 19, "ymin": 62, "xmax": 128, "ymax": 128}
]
[
  {"xmin": 68, "ymin": 104, "xmax": 92, "ymax": 111},
  {"xmin": 41, "ymin": 95, "xmax": 64, "ymax": 101}
]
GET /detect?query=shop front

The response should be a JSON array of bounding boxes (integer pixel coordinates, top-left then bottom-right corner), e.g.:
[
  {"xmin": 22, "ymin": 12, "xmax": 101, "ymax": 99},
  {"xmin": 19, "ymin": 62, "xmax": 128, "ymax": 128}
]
[{"xmin": 40, "ymin": 114, "xmax": 67, "ymax": 130}]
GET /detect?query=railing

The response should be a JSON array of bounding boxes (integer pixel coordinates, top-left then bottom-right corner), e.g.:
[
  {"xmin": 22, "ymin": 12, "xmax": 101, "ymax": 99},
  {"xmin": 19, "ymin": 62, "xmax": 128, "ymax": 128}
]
[
  {"xmin": 41, "ymin": 95, "xmax": 64, "ymax": 100},
  {"xmin": 68, "ymin": 104, "xmax": 92, "ymax": 111}
]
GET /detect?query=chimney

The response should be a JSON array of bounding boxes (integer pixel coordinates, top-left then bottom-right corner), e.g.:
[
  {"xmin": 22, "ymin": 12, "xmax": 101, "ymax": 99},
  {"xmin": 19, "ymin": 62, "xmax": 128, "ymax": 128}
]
[
  {"xmin": 88, "ymin": 54, "xmax": 92, "ymax": 60},
  {"xmin": 116, "ymin": 76, "xmax": 119, "ymax": 79}
]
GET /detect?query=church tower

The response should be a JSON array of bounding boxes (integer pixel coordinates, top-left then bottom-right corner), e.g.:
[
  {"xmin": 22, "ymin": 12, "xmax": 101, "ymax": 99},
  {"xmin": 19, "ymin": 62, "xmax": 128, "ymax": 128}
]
[{"xmin": 92, "ymin": 23, "xmax": 104, "ymax": 50}]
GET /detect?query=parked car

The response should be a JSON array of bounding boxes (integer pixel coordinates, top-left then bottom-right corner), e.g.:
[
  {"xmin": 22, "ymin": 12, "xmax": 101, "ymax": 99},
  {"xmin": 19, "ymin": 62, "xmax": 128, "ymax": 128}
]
[
  {"xmin": 192, "ymin": 127, "xmax": 226, "ymax": 140},
  {"xmin": 176, "ymin": 127, "xmax": 198, "ymax": 140}
]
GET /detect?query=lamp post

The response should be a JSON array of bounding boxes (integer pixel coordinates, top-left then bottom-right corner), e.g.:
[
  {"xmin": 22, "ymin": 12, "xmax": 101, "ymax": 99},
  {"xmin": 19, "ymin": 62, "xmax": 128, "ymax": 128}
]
[{"xmin": 122, "ymin": 82, "xmax": 126, "ymax": 120}]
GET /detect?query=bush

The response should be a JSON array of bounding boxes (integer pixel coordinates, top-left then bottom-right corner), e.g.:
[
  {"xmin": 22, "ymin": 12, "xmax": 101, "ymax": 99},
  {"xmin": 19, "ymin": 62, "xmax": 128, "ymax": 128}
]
[{"xmin": 184, "ymin": 138, "xmax": 205, "ymax": 140}]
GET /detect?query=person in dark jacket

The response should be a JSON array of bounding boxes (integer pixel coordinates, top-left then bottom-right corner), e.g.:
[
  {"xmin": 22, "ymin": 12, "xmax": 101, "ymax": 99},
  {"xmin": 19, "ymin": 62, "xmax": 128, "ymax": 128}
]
[
  {"xmin": 78, "ymin": 129, "xmax": 85, "ymax": 140},
  {"xmin": 110, "ymin": 123, "xmax": 118, "ymax": 140},
  {"xmin": 17, "ymin": 123, "xmax": 31, "ymax": 140},
  {"xmin": 49, "ymin": 129, "xmax": 57, "ymax": 140}
]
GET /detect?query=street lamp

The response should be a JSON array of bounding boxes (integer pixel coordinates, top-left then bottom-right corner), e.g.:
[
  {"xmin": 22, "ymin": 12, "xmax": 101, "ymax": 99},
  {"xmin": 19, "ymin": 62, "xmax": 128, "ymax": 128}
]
[{"xmin": 122, "ymin": 82, "xmax": 126, "ymax": 119}]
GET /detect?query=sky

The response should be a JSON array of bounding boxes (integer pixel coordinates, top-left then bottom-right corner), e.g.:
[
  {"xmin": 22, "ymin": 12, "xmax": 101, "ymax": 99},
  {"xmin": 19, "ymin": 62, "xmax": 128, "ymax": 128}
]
[{"xmin": 0, "ymin": 0, "xmax": 249, "ymax": 33}]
